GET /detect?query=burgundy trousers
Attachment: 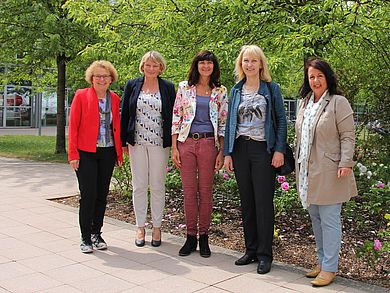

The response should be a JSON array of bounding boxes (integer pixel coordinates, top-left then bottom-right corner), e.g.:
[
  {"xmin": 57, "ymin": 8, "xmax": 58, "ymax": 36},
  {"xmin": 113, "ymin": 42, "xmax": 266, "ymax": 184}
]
[{"xmin": 178, "ymin": 137, "xmax": 217, "ymax": 236}]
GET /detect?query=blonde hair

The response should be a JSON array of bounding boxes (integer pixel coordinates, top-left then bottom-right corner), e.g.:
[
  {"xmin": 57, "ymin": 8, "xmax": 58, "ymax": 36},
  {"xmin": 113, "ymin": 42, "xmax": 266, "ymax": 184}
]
[
  {"xmin": 85, "ymin": 60, "xmax": 118, "ymax": 84},
  {"xmin": 234, "ymin": 45, "xmax": 272, "ymax": 82},
  {"xmin": 139, "ymin": 51, "xmax": 167, "ymax": 75}
]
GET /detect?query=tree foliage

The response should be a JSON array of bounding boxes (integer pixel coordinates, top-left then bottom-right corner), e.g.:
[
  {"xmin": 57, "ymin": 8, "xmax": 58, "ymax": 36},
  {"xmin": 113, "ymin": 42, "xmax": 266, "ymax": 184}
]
[{"xmin": 1, "ymin": 0, "xmax": 389, "ymax": 138}]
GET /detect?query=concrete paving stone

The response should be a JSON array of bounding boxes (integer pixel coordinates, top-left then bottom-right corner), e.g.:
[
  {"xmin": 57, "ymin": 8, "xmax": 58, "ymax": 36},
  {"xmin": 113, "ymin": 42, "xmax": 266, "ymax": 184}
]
[
  {"xmin": 68, "ymin": 274, "xmax": 137, "ymax": 292},
  {"xmin": 11, "ymin": 200, "xmax": 47, "ymax": 209},
  {"xmin": 43, "ymin": 263, "xmax": 105, "ymax": 283},
  {"xmin": 0, "ymin": 204, "xmax": 17, "ymax": 212},
  {"xmin": 270, "ymin": 287, "xmax": 301, "ymax": 292},
  {"xmin": 82, "ymin": 255, "xmax": 140, "ymax": 274},
  {"xmin": 12, "ymin": 230, "xmax": 65, "ymax": 245},
  {"xmin": 245, "ymin": 266, "xmax": 306, "ymax": 286},
  {"xmin": 182, "ymin": 264, "xmax": 239, "ymax": 285},
  {"xmin": 119, "ymin": 247, "xmax": 170, "ymax": 265},
  {"xmin": 195, "ymin": 286, "xmax": 231, "ymax": 293},
  {"xmin": 48, "ymin": 226, "xmax": 80, "ymax": 239},
  {"xmin": 37, "ymin": 238, "xmax": 79, "ymax": 254},
  {"xmin": 0, "ymin": 243, "xmax": 50, "ymax": 261},
  {"xmin": 147, "ymin": 256, "xmax": 200, "ymax": 275},
  {"xmin": 216, "ymin": 259, "xmax": 259, "ymax": 274},
  {"xmin": 18, "ymin": 253, "xmax": 77, "ymax": 272},
  {"xmin": 110, "ymin": 263, "xmax": 173, "ymax": 285},
  {"xmin": 37, "ymin": 284, "xmax": 83, "ymax": 293},
  {"xmin": 0, "ymin": 255, "xmax": 11, "ymax": 264},
  {"xmin": 0, "ymin": 216, "xmax": 24, "ymax": 228},
  {"xmin": 281, "ymin": 275, "xmax": 347, "ymax": 292},
  {"xmin": 120, "ymin": 286, "xmax": 156, "ymax": 293},
  {"xmin": 0, "ymin": 272, "xmax": 63, "ymax": 293},
  {"xmin": 0, "ymin": 223, "xmax": 41, "ymax": 237},
  {"xmin": 0, "ymin": 236, "xmax": 28, "ymax": 250},
  {"xmin": 143, "ymin": 275, "xmax": 208, "ymax": 293},
  {"xmin": 214, "ymin": 275, "xmax": 280, "ymax": 292},
  {"xmin": 0, "ymin": 261, "xmax": 35, "ymax": 281},
  {"xmin": 336, "ymin": 280, "xmax": 390, "ymax": 293}
]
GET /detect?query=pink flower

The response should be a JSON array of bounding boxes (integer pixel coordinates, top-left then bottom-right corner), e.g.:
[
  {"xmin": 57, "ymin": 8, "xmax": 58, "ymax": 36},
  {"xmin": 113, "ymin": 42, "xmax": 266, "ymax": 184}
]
[
  {"xmin": 223, "ymin": 173, "xmax": 229, "ymax": 180},
  {"xmin": 277, "ymin": 176, "xmax": 286, "ymax": 183},
  {"xmin": 166, "ymin": 166, "xmax": 172, "ymax": 172},
  {"xmin": 281, "ymin": 182, "xmax": 289, "ymax": 191},
  {"xmin": 376, "ymin": 182, "xmax": 385, "ymax": 188},
  {"xmin": 373, "ymin": 239, "xmax": 382, "ymax": 251}
]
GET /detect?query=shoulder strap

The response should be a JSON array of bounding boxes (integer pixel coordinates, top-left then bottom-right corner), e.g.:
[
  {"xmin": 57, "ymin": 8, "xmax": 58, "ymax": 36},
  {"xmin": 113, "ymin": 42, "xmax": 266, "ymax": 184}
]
[{"xmin": 266, "ymin": 82, "xmax": 277, "ymax": 128}]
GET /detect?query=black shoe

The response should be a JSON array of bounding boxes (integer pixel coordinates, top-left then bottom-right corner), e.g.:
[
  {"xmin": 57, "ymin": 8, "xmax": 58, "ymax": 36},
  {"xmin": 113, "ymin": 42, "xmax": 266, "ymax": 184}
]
[
  {"xmin": 257, "ymin": 259, "xmax": 272, "ymax": 274},
  {"xmin": 91, "ymin": 233, "xmax": 107, "ymax": 250},
  {"xmin": 151, "ymin": 228, "xmax": 161, "ymax": 247},
  {"xmin": 179, "ymin": 234, "xmax": 197, "ymax": 256},
  {"xmin": 235, "ymin": 253, "xmax": 257, "ymax": 266},
  {"xmin": 199, "ymin": 234, "xmax": 211, "ymax": 258}
]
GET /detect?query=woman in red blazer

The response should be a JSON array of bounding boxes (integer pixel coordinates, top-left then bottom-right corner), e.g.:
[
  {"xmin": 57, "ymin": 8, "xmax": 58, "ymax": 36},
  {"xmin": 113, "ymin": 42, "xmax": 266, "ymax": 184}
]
[{"xmin": 68, "ymin": 60, "xmax": 123, "ymax": 253}]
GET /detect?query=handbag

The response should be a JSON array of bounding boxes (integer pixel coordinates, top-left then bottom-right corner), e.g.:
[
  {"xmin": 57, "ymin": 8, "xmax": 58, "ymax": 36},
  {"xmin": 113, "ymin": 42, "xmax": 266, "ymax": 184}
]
[{"xmin": 267, "ymin": 82, "xmax": 295, "ymax": 175}]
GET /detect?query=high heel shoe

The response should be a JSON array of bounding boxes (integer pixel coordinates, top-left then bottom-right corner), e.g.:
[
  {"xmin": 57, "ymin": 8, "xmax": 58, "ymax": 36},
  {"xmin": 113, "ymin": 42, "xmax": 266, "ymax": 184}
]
[
  {"xmin": 135, "ymin": 227, "xmax": 145, "ymax": 247},
  {"xmin": 151, "ymin": 227, "xmax": 161, "ymax": 247}
]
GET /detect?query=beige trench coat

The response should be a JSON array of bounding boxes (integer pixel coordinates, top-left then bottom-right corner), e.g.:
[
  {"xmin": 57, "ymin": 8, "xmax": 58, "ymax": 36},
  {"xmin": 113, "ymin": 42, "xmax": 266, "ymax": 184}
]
[{"xmin": 295, "ymin": 93, "xmax": 358, "ymax": 205}]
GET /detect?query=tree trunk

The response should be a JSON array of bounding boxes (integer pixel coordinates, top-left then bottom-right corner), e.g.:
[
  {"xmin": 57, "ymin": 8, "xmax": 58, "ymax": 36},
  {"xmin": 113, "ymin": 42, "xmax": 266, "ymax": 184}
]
[{"xmin": 55, "ymin": 53, "xmax": 67, "ymax": 154}]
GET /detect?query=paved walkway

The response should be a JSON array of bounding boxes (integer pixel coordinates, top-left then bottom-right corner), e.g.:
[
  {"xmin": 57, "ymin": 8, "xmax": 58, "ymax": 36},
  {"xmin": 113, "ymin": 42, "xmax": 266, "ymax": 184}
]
[{"xmin": 0, "ymin": 157, "xmax": 388, "ymax": 293}]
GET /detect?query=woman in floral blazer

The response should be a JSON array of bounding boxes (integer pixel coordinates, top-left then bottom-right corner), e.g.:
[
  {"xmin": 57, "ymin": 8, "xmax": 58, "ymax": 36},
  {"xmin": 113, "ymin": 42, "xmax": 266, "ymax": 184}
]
[{"xmin": 171, "ymin": 50, "xmax": 228, "ymax": 258}]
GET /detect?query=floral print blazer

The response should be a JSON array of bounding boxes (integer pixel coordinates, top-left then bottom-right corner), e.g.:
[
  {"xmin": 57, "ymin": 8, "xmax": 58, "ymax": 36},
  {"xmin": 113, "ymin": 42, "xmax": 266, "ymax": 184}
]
[{"xmin": 171, "ymin": 81, "xmax": 228, "ymax": 148}]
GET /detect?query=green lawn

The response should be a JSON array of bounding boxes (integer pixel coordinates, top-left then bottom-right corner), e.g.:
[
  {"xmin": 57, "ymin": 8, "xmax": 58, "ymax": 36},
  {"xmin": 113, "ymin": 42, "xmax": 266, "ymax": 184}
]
[{"xmin": 0, "ymin": 135, "xmax": 68, "ymax": 163}]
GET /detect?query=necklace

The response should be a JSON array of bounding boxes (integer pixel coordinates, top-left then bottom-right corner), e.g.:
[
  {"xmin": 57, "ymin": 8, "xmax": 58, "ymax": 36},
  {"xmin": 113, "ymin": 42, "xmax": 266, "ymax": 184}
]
[{"xmin": 197, "ymin": 84, "xmax": 211, "ymax": 95}]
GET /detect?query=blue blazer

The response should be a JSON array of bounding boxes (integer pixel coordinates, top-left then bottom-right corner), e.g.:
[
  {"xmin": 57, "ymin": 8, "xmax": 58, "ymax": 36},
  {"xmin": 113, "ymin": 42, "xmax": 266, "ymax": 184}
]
[
  {"xmin": 224, "ymin": 79, "xmax": 287, "ymax": 155},
  {"xmin": 120, "ymin": 76, "xmax": 176, "ymax": 148}
]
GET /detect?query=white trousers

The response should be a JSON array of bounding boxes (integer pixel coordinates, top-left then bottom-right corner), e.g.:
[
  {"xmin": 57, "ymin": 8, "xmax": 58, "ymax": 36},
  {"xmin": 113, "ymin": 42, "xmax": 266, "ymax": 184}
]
[{"xmin": 128, "ymin": 144, "xmax": 169, "ymax": 228}]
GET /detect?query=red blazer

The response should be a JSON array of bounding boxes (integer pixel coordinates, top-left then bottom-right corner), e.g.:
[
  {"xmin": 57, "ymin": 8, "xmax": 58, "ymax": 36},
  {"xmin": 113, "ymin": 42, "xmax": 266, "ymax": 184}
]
[{"xmin": 68, "ymin": 87, "xmax": 123, "ymax": 164}]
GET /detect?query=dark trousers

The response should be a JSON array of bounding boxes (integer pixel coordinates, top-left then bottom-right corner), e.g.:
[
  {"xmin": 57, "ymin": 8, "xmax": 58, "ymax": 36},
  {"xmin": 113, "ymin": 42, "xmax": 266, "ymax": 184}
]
[
  {"xmin": 232, "ymin": 138, "xmax": 276, "ymax": 261},
  {"xmin": 76, "ymin": 147, "xmax": 116, "ymax": 241}
]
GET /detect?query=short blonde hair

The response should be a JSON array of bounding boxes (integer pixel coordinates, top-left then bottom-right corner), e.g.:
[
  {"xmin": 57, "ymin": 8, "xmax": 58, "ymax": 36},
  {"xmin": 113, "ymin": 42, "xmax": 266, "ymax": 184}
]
[
  {"xmin": 234, "ymin": 45, "xmax": 272, "ymax": 82},
  {"xmin": 85, "ymin": 60, "xmax": 119, "ymax": 84},
  {"xmin": 139, "ymin": 51, "xmax": 167, "ymax": 75}
]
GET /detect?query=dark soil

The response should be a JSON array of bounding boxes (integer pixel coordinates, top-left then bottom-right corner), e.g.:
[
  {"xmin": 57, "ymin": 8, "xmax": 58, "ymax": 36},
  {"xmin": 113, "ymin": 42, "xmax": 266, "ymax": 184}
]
[{"xmin": 52, "ymin": 190, "xmax": 389, "ymax": 289}]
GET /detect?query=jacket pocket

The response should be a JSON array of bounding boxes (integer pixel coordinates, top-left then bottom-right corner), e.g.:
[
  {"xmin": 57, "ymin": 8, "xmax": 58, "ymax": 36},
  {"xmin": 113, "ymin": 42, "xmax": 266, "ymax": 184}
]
[{"xmin": 324, "ymin": 152, "xmax": 341, "ymax": 162}]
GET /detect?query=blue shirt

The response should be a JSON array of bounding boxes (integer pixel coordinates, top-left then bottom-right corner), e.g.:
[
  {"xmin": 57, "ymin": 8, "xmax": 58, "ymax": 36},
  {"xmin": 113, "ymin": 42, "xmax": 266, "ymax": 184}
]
[{"xmin": 189, "ymin": 95, "xmax": 214, "ymax": 133}]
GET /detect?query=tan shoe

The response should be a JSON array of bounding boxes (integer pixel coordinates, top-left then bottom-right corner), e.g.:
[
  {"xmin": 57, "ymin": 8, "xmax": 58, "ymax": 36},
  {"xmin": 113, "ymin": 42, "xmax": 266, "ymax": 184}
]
[
  {"xmin": 305, "ymin": 265, "xmax": 321, "ymax": 278},
  {"xmin": 311, "ymin": 271, "xmax": 336, "ymax": 287}
]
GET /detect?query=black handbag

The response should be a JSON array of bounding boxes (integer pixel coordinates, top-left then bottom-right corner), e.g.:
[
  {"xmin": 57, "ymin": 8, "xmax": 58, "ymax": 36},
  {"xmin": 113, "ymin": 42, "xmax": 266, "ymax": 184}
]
[{"xmin": 267, "ymin": 82, "xmax": 295, "ymax": 175}]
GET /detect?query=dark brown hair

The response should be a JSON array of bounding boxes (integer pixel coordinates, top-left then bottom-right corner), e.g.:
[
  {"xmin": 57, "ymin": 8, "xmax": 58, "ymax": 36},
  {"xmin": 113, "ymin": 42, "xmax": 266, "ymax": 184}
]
[
  {"xmin": 299, "ymin": 57, "xmax": 342, "ymax": 98},
  {"xmin": 187, "ymin": 50, "xmax": 221, "ymax": 88}
]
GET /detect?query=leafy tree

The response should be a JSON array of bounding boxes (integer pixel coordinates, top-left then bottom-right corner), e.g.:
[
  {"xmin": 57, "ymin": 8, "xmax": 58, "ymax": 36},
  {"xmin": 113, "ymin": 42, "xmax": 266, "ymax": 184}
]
[{"xmin": 0, "ymin": 0, "xmax": 99, "ymax": 153}]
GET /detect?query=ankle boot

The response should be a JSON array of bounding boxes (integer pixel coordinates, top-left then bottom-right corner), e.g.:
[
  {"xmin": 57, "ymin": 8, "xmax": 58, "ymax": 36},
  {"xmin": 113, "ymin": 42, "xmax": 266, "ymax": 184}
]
[
  {"xmin": 179, "ymin": 234, "xmax": 197, "ymax": 256},
  {"xmin": 199, "ymin": 234, "xmax": 211, "ymax": 257}
]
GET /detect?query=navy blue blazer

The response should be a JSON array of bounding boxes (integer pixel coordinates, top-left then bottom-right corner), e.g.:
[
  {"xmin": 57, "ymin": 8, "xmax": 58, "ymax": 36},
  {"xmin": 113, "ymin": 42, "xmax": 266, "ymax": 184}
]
[{"xmin": 120, "ymin": 76, "xmax": 176, "ymax": 148}]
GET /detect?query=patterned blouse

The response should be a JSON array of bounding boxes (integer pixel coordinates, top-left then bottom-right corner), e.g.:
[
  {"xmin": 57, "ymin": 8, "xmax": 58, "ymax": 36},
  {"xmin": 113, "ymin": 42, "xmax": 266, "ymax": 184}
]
[
  {"xmin": 298, "ymin": 91, "xmax": 327, "ymax": 208},
  {"xmin": 97, "ymin": 98, "xmax": 114, "ymax": 147},
  {"xmin": 171, "ymin": 81, "xmax": 228, "ymax": 148},
  {"xmin": 134, "ymin": 91, "xmax": 163, "ymax": 146}
]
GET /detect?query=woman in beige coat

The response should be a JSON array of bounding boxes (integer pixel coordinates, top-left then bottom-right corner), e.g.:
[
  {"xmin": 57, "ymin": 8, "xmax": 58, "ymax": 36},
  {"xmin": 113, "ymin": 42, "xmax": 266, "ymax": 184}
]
[{"xmin": 295, "ymin": 57, "xmax": 357, "ymax": 287}]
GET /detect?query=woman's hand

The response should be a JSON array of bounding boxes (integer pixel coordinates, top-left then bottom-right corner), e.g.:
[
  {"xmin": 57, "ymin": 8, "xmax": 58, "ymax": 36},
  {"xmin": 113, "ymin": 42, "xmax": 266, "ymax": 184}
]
[
  {"xmin": 69, "ymin": 160, "xmax": 79, "ymax": 171},
  {"xmin": 214, "ymin": 151, "xmax": 224, "ymax": 172},
  {"xmin": 122, "ymin": 146, "xmax": 129, "ymax": 156},
  {"xmin": 338, "ymin": 167, "xmax": 352, "ymax": 178},
  {"xmin": 171, "ymin": 147, "xmax": 181, "ymax": 169},
  {"xmin": 224, "ymin": 155, "xmax": 234, "ymax": 173},
  {"xmin": 116, "ymin": 160, "xmax": 123, "ymax": 168},
  {"xmin": 272, "ymin": 151, "xmax": 284, "ymax": 168}
]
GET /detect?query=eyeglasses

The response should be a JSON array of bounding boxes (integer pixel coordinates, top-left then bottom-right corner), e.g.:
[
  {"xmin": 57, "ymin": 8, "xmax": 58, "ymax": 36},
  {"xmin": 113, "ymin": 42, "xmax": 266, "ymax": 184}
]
[{"xmin": 93, "ymin": 75, "xmax": 112, "ymax": 80}]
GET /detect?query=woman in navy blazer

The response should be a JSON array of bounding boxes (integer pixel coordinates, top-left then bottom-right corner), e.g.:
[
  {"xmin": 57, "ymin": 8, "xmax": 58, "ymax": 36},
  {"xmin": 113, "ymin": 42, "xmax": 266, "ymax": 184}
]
[{"xmin": 121, "ymin": 51, "xmax": 176, "ymax": 247}]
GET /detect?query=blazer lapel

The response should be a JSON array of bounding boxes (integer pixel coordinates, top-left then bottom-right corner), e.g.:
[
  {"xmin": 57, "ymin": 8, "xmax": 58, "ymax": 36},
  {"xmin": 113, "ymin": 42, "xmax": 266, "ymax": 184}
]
[{"xmin": 309, "ymin": 92, "xmax": 331, "ymax": 144}]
